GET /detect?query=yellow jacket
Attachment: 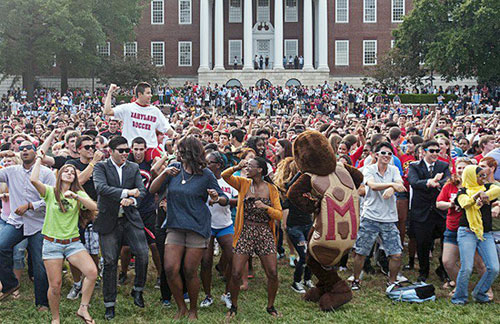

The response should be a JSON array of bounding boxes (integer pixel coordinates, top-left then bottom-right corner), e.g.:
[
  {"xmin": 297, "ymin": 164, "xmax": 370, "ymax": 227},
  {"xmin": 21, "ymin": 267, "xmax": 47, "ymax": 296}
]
[{"xmin": 222, "ymin": 167, "xmax": 282, "ymax": 248}]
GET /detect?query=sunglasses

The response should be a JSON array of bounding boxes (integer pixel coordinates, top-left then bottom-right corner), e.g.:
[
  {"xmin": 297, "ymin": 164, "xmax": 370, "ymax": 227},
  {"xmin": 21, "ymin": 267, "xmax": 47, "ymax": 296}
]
[
  {"xmin": 19, "ymin": 145, "xmax": 35, "ymax": 151},
  {"xmin": 81, "ymin": 145, "xmax": 96, "ymax": 151},
  {"xmin": 16, "ymin": 140, "xmax": 24, "ymax": 144},
  {"xmin": 378, "ymin": 151, "xmax": 393, "ymax": 156},
  {"xmin": 116, "ymin": 148, "xmax": 130, "ymax": 154},
  {"xmin": 426, "ymin": 149, "xmax": 440, "ymax": 154}
]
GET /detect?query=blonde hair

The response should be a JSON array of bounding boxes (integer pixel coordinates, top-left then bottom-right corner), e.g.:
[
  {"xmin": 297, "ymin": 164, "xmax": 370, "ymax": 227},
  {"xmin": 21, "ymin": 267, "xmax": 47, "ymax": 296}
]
[{"xmin": 273, "ymin": 157, "xmax": 299, "ymax": 198}]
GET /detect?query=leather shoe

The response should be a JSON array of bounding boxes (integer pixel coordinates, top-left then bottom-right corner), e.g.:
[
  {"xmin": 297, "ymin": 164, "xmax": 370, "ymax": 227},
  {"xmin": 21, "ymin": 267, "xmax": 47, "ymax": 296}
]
[
  {"xmin": 104, "ymin": 306, "xmax": 115, "ymax": 321},
  {"xmin": 131, "ymin": 290, "xmax": 145, "ymax": 308}
]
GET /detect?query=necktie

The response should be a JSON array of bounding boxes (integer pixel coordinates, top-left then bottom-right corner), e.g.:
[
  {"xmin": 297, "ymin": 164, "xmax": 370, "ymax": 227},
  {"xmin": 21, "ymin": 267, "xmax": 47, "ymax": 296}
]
[{"xmin": 429, "ymin": 164, "xmax": 434, "ymax": 176}]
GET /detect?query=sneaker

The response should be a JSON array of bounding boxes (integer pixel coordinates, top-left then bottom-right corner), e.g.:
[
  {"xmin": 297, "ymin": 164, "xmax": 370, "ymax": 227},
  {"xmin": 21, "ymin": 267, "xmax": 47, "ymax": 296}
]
[
  {"xmin": 377, "ymin": 256, "xmax": 389, "ymax": 276},
  {"xmin": 291, "ymin": 281, "xmax": 306, "ymax": 294},
  {"xmin": 289, "ymin": 255, "xmax": 296, "ymax": 268},
  {"xmin": 129, "ymin": 257, "xmax": 135, "ymax": 269},
  {"xmin": 396, "ymin": 273, "xmax": 408, "ymax": 283},
  {"xmin": 155, "ymin": 277, "xmax": 160, "ymax": 289},
  {"xmin": 214, "ymin": 241, "xmax": 220, "ymax": 256},
  {"xmin": 277, "ymin": 253, "xmax": 286, "ymax": 260},
  {"xmin": 348, "ymin": 271, "xmax": 365, "ymax": 282},
  {"xmin": 303, "ymin": 280, "xmax": 315, "ymax": 289},
  {"xmin": 118, "ymin": 272, "xmax": 127, "ymax": 286},
  {"xmin": 338, "ymin": 266, "xmax": 348, "ymax": 272},
  {"xmin": 66, "ymin": 283, "xmax": 82, "ymax": 300},
  {"xmin": 221, "ymin": 293, "xmax": 232, "ymax": 309},
  {"xmin": 162, "ymin": 299, "xmax": 172, "ymax": 307},
  {"xmin": 351, "ymin": 280, "xmax": 361, "ymax": 291},
  {"xmin": 200, "ymin": 295, "xmax": 214, "ymax": 307},
  {"xmin": 183, "ymin": 292, "xmax": 190, "ymax": 303}
]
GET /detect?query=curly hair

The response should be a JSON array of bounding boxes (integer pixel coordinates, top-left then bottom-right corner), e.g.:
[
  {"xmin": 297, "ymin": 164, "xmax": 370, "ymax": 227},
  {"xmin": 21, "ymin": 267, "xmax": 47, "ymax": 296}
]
[{"xmin": 177, "ymin": 135, "xmax": 207, "ymax": 174}]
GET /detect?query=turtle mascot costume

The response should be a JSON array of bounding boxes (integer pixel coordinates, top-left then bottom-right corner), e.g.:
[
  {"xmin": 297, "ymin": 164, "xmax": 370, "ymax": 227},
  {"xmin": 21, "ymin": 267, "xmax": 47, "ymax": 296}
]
[{"xmin": 287, "ymin": 130, "xmax": 363, "ymax": 311}]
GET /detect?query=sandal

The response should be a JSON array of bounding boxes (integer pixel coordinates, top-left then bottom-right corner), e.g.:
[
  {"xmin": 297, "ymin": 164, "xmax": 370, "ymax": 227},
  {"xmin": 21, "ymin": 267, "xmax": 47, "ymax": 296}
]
[
  {"xmin": 76, "ymin": 304, "xmax": 95, "ymax": 324},
  {"xmin": 0, "ymin": 284, "xmax": 20, "ymax": 301},
  {"xmin": 266, "ymin": 306, "xmax": 281, "ymax": 317}
]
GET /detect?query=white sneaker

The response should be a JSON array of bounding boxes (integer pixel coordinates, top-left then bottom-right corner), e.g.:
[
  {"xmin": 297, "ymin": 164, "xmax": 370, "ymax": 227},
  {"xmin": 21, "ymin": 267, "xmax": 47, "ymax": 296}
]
[
  {"xmin": 396, "ymin": 273, "xmax": 408, "ymax": 282},
  {"xmin": 339, "ymin": 266, "xmax": 348, "ymax": 272},
  {"xmin": 200, "ymin": 295, "xmax": 213, "ymax": 307},
  {"xmin": 348, "ymin": 271, "xmax": 365, "ymax": 282},
  {"xmin": 221, "ymin": 293, "xmax": 232, "ymax": 309},
  {"xmin": 291, "ymin": 281, "xmax": 306, "ymax": 294},
  {"xmin": 303, "ymin": 280, "xmax": 315, "ymax": 289},
  {"xmin": 66, "ymin": 283, "xmax": 82, "ymax": 300},
  {"xmin": 213, "ymin": 241, "xmax": 220, "ymax": 256}
]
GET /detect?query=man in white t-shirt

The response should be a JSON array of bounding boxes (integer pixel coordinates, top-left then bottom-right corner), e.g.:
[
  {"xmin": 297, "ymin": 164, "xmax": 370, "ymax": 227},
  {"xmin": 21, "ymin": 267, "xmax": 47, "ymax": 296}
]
[{"xmin": 104, "ymin": 82, "xmax": 177, "ymax": 161}]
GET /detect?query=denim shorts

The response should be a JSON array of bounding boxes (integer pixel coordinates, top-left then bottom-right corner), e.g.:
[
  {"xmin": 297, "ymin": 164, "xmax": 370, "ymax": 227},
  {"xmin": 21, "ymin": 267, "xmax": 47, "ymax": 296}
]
[
  {"xmin": 83, "ymin": 225, "xmax": 100, "ymax": 255},
  {"xmin": 354, "ymin": 218, "xmax": 402, "ymax": 257},
  {"xmin": 211, "ymin": 224, "xmax": 234, "ymax": 238},
  {"xmin": 42, "ymin": 239, "xmax": 86, "ymax": 260},
  {"xmin": 443, "ymin": 228, "xmax": 458, "ymax": 246}
]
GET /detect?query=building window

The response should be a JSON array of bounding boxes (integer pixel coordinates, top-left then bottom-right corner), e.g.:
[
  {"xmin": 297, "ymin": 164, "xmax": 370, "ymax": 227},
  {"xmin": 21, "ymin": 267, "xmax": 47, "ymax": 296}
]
[
  {"xmin": 284, "ymin": 39, "xmax": 298, "ymax": 59},
  {"xmin": 124, "ymin": 42, "xmax": 137, "ymax": 57},
  {"xmin": 392, "ymin": 0, "xmax": 405, "ymax": 23},
  {"xmin": 151, "ymin": 41, "xmax": 165, "ymax": 66},
  {"xmin": 151, "ymin": 0, "xmax": 164, "ymax": 24},
  {"xmin": 285, "ymin": 0, "xmax": 298, "ymax": 22},
  {"xmin": 97, "ymin": 42, "xmax": 110, "ymax": 56},
  {"xmin": 229, "ymin": 0, "xmax": 242, "ymax": 23},
  {"xmin": 178, "ymin": 41, "xmax": 192, "ymax": 66},
  {"xmin": 363, "ymin": 40, "xmax": 377, "ymax": 65},
  {"xmin": 335, "ymin": 40, "xmax": 349, "ymax": 66},
  {"xmin": 179, "ymin": 0, "xmax": 192, "ymax": 24},
  {"xmin": 229, "ymin": 40, "xmax": 243, "ymax": 65},
  {"xmin": 257, "ymin": 0, "xmax": 270, "ymax": 22},
  {"xmin": 335, "ymin": 0, "xmax": 348, "ymax": 23},
  {"xmin": 364, "ymin": 0, "xmax": 376, "ymax": 23}
]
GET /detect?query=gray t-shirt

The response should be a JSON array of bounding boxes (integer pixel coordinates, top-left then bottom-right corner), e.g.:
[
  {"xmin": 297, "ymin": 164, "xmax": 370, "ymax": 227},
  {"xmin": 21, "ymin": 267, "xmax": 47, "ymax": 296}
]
[{"xmin": 362, "ymin": 163, "xmax": 402, "ymax": 223}]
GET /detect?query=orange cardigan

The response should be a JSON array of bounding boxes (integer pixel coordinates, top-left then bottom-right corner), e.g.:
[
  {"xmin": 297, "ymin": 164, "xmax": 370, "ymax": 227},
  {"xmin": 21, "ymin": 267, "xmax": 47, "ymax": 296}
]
[{"xmin": 222, "ymin": 167, "xmax": 283, "ymax": 248}]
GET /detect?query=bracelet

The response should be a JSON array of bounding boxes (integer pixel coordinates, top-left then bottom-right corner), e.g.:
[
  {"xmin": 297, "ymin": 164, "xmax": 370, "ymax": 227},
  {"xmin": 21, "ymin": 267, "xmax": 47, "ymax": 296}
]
[{"xmin": 89, "ymin": 162, "xmax": 95, "ymax": 168}]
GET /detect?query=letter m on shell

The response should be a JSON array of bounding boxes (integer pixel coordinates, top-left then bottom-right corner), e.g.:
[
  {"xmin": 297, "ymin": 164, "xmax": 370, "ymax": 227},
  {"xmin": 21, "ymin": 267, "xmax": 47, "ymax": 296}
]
[{"xmin": 324, "ymin": 195, "xmax": 357, "ymax": 241}]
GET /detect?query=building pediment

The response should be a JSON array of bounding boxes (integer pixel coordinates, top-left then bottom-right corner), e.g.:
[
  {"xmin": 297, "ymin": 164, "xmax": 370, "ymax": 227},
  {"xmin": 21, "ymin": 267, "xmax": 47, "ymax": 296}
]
[{"xmin": 253, "ymin": 21, "xmax": 274, "ymax": 34}]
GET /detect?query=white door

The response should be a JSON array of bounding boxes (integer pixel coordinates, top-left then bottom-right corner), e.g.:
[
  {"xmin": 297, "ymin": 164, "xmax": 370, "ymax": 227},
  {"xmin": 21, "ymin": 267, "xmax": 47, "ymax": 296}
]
[{"xmin": 255, "ymin": 39, "xmax": 271, "ymax": 68}]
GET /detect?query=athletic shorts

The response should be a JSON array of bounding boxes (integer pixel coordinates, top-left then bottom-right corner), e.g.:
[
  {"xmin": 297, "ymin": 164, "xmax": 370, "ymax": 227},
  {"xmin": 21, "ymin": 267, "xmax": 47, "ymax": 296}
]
[{"xmin": 211, "ymin": 224, "xmax": 234, "ymax": 238}]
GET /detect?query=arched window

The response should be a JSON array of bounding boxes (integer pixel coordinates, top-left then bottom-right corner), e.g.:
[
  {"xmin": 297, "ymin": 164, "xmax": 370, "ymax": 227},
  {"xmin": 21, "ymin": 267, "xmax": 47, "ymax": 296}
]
[
  {"xmin": 226, "ymin": 79, "xmax": 242, "ymax": 88},
  {"xmin": 255, "ymin": 78, "xmax": 272, "ymax": 88},
  {"xmin": 285, "ymin": 78, "xmax": 301, "ymax": 87}
]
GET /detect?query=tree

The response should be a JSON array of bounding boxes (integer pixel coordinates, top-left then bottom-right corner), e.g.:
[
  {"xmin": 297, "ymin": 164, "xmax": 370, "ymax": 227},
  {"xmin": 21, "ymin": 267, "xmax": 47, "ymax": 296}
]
[
  {"xmin": 0, "ymin": 0, "xmax": 54, "ymax": 99},
  {"xmin": 0, "ymin": 0, "xmax": 142, "ymax": 98},
  {"xmin": 97, "ymin": 51, "xmax": 162, "ymax": 89},
  {"xmin": 392, "ymin": 0, "xmax": 500, "ymax": 85}
]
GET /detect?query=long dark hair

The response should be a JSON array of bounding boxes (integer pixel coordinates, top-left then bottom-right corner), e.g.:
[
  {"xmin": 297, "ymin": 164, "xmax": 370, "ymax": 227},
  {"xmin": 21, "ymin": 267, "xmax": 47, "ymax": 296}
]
[
  {"xmin": 56, "ymin": 164, "xmax": 95, "ymax": 227},
  {"xmin": 276, "ymin": 139, "xmax": 293, "ymax": 164},
  {"xmin": 255, "ymin": 156, "xmax": 274, "ymax": 184},
  {"xmin": 178, "ymin": 135, "xmax": 207, "ymax": 174}
]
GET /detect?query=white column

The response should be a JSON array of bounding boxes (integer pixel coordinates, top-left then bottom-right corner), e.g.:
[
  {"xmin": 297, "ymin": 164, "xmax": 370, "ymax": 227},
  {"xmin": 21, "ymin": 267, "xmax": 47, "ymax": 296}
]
[
  {"xmin": 243, "ymin": 0, "xmax": 253, "ymax": 70},
  {"xmin": 303, "ymin": 0, "xmax": 313, "ymax": 71},
  {"xmin": 273, "ymin": 0, "xmax": 284, "ymax": 70},
  {"xmin": 214, "ymin": 0, "xmax": 225, "ymax": 70},
  {"xmin": 317, "ymin": 0, "xmax": 329, "ymax": 71},
  {"xmin": 198, "ymin": 0, "xmax": 210, "ymax": 72}
]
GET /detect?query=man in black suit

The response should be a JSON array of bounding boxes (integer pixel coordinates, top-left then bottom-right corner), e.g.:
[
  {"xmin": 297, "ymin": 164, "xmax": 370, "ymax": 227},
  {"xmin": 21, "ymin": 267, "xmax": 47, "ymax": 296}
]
[
  {"xmin": 93, "ymin": 136, "xmax": 149, "ymax": 320},
  {"xmin": 408, "ymin": 140, "xmax": 451, "ymax": 283}
]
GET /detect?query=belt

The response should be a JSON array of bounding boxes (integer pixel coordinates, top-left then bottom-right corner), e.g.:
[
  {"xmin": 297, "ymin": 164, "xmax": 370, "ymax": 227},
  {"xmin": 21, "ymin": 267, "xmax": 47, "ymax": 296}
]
[{"xmin": 43, "ymin": 235, "xmax": 80, "ymax": 245}]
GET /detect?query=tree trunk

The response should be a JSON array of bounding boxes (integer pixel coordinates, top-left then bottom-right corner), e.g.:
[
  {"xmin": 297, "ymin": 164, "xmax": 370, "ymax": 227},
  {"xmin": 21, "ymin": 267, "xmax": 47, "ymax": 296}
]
[
  {"xmin": 60, "ymin": 58, "xmax": 69, "ymax": 93},
  {"xmin": 22, "ymin": 64, "xmax": 35, "ymax": 101}
]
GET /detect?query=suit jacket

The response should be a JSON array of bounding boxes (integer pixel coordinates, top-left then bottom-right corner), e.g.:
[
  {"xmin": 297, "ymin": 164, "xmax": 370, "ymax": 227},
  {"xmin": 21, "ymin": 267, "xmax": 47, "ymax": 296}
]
[
  {"xmin": 408, "ymin": 159, "xmax": 451, "ymax": 222},
  {"xmin": 93, "ymin": 159, "xmax": 146, "ymax": 234}
]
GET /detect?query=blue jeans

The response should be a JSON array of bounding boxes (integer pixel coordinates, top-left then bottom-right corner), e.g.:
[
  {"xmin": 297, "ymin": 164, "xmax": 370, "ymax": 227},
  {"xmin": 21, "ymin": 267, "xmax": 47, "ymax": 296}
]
[
  {"xmin": 0, "ymin": 219, "xmax": 29, "ymax": 270},
  {"xmin": 0, "ymin": 223, "xmax": 48, "ymax": 307},
  {"xmin": 452, "ymin": 227, "xmax": 499, "ymax": 304},
  {"xmin": 287, "ymin": 224, "xmax": 312, "ymax": 283}
]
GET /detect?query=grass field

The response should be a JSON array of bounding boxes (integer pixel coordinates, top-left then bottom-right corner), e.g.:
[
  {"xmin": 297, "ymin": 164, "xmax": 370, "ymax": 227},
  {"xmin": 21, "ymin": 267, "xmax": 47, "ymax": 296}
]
[{"xmin": 1, "ymin": 250, "xmax": 498, "ymax": 324}]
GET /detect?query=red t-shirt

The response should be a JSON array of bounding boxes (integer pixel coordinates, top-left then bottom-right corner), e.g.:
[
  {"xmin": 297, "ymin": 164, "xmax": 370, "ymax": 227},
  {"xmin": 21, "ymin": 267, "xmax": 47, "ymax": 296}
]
[
  {"xmin": 473, "ymin": 154, "xmax": 483, "ymax": 163},
  {"xmin": 436, "ymin": 182, "xmax": 461, "ymax": 231},
  {"xmin": 399, "ymin": 154, "xmax": 417, "ymax": 190}
]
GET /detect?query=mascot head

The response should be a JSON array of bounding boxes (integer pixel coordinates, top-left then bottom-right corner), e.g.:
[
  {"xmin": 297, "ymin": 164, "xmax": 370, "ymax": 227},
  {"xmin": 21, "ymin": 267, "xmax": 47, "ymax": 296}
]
[{"xmin": 293, "ymin": 130, "xmax": 336, "ymax": 176}]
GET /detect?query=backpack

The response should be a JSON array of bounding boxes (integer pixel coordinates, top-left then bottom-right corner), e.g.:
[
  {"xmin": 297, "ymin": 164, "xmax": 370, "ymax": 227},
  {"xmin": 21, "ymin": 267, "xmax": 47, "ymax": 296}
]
[{"xmin": 386, "ymin": 282, "xmax": 436, "ymax": 303}]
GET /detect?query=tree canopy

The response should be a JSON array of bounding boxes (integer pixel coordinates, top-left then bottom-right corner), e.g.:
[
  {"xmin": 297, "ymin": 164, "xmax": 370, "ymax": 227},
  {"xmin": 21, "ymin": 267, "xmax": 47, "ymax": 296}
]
[
  {"xmin": 0, "ymin": 0, "xmax": 142, "ymax": 98},
  {"xmin": 391, "ymin": 0, "xmax": 500, "ymax": 85}
]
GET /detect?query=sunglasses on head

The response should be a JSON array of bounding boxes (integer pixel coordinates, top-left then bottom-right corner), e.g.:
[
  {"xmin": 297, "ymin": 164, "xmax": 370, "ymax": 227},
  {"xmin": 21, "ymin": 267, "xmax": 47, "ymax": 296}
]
[
  {"xmin": 116, "ymin": 148, "xmax": 130, "ymax": 154},
  {"xmin": 81, "ymin": 144, "xmax": 96, "ymax": 151},
  {"xmin": 19, "ymin": 144, "xmax": 35, "ymax": 151},
  {"xmin": 426, "ymin": 149, "xmax": 440, "ymax": 154},
  {"xmin": 378, "ymin": 151, "xmax": 393, "ymax": 156}
]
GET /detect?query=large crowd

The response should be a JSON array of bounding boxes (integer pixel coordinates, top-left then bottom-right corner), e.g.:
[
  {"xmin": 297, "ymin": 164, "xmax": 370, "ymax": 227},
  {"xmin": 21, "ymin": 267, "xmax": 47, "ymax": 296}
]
[{"xmin": 0, "ymin": 81, "xmax": 498, "ymax": 323}]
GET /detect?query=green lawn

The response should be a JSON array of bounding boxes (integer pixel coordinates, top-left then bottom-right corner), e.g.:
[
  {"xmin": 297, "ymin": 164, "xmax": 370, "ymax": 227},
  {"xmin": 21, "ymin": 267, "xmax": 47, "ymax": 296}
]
[{"xmin": 1, "ymin": 252, "xmax": 498, "ymax": 324}]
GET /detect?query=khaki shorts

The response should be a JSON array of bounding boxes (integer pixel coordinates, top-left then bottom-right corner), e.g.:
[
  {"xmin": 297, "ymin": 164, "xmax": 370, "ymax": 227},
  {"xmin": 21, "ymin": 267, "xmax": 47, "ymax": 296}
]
[{"xmin": 166, "ymin": 229, "xmax": 209, "ymax": 249}]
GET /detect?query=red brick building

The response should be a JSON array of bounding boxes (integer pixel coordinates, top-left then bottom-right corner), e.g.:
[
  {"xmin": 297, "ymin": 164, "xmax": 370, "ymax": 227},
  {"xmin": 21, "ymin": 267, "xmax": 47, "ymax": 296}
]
[{"xmin": 101, "ymin": 0, "xmax": 412, "ymax": 86}]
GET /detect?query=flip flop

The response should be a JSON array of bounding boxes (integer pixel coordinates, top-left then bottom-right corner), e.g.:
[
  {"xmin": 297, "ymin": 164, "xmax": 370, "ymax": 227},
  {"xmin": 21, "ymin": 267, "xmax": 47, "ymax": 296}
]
[{"xmin": 0, "ymin": 284, "xmax": 20, "ymax": 301}]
